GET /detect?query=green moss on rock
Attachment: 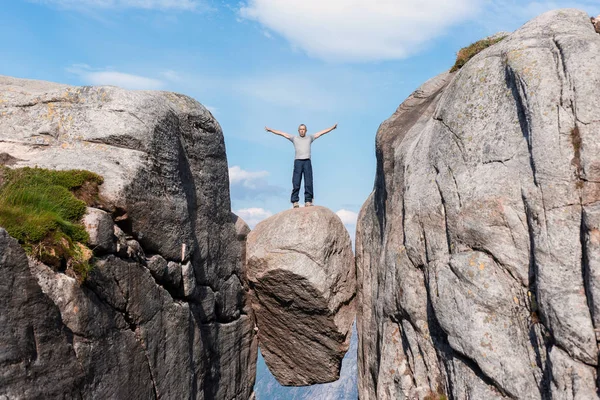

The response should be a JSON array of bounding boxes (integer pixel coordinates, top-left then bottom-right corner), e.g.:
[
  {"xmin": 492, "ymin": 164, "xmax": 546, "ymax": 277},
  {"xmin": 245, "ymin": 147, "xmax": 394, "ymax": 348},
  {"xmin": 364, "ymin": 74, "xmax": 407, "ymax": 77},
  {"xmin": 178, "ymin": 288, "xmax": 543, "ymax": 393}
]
[
  {"xmin": 450, "ymin": 36, "xmax": 506, "ymax": 73},
  {"xmin": 0, "ymin": 167, "xmax": 104, "ymax": 281}
]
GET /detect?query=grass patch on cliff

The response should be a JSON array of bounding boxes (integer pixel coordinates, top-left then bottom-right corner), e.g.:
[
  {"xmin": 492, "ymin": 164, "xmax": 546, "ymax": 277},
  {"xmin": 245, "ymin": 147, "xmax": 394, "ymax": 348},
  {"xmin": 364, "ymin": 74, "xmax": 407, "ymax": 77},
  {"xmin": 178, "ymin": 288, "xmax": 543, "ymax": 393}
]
[
  {"xmin": 424, "ymin": 395, "xmax": 447, "ymax": 400},
  {"xmin": 450, "ymin": 36, "xmax": 506, "ymax": 72},
  {"xmin": 0, "ymin": 167, "xmax": 104, "ymax": 281},
  {"xmin": 424, "ymin": 381, "xmax": 448, "ymax": 400}
]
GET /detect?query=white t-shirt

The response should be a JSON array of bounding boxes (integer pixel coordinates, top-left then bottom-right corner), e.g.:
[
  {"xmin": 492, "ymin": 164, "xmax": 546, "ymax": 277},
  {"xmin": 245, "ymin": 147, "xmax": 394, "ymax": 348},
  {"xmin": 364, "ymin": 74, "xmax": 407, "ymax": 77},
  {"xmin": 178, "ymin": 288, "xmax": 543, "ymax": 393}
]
[{"xmin": 287, "ymin": 134, "xmax": 315, "ymax": 159}]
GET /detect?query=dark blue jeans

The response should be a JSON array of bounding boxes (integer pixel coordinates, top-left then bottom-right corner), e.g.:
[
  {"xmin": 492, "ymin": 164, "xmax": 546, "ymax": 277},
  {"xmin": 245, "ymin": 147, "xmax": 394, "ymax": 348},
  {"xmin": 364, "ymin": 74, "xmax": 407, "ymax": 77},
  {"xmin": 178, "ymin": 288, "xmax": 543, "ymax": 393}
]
[{"xmin": 291, "ymin": 159, "xmax": 313, "ymax": 203}]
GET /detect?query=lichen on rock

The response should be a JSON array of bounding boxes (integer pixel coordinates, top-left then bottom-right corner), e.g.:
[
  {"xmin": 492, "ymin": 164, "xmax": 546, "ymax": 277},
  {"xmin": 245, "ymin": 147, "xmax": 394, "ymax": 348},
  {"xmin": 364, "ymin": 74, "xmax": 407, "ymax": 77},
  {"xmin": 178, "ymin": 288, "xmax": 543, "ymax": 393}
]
[{"xmin": 357, "ymin": 8, "xmax": 600, "ymax": 399}]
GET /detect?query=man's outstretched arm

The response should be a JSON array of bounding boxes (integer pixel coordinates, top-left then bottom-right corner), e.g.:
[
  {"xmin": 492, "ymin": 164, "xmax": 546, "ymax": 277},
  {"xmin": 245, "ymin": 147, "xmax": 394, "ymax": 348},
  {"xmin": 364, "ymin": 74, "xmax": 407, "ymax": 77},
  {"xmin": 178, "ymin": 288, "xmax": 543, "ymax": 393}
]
[
  {"xmin": 313, "ymin": 123, "xmax": 337, "ymax": 139},
  {"xmin": 265, "ymin": 126, "xmax": 293, "ymax": 140}
]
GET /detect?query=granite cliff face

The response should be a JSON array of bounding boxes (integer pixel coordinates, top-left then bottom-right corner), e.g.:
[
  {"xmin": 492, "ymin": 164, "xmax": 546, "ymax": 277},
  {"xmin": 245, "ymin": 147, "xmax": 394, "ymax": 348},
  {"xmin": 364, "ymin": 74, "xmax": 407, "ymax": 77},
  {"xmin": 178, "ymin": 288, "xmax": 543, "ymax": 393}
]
[
  {"xmin": 0, "ymin": 77, "xmax": 257, "ymax": 399},
  {"xmin": 357, "ymin": 9, "xmax": 600, "ymax": 400}
]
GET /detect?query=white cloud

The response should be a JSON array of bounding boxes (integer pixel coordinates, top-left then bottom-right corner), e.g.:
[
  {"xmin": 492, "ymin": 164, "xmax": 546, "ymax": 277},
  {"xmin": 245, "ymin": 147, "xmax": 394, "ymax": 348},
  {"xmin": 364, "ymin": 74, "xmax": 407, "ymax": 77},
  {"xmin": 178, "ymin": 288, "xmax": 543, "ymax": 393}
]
[
  {"xmin": 239, "ymin": 0, "xmax": 481, "ymax": 62},
  {"xmin": 235, "ymin": 207, "xmax": 273, "ymax": 228},
  {"xmin": 336, "ymin": 209, "xmax": 357, "ymax": 250},
  {"xmin": 161, "ymin": 70, "xmax": 182, "ymax": 82},
  {"xmin": 336, "ymin": 209, "xmax": 358, "ymax": 226},
  {"xmin": 229, "ymin": 166, "xmax": 284, "ymax": 199},
  {"xmin": 84, "ymin": 71, "xmax": 165, "ymax": 89},
  {"xmin": 67, "ymin": 64, "xmax": 165, "ymax": 90},
  {"xmin": 31, "ymin": 0, "xmax": 204, "ymax": 11},
  {"xmin": 229, "ymin": 166, "xmax": 269, "ymax": 187},
  {"xmin": 205, "ymin": 105, "xmax": 218, "ymax": 114}
]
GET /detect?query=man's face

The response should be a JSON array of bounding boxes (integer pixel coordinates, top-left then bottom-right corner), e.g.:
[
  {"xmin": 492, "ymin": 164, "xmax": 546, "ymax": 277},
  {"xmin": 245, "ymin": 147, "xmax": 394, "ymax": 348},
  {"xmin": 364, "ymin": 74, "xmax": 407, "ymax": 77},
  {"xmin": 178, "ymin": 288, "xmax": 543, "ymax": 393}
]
[{"xmin": 298, "ymin": 125, "xmax": 307, "ymax": 137}]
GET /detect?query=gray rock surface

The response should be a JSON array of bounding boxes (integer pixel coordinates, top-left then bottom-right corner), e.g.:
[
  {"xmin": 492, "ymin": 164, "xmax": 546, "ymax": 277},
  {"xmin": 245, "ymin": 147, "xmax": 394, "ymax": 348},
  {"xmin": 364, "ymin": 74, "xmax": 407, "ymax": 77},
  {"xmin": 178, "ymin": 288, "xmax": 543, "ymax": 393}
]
[
  {"xmin": 83, "ymin": 207, "xmax": 116, "ymax": 254},
  {"xmin": 254, "ymin": 323, "xmax": 359, "ymax": 400},
  {"xmin": 246, "ymin": 206, "xmax": 355, "ymax": 386},
  {"xmin": 0, "ymin": 229, "xmax": 84, "ymax": 399},
  {"xmin": 233, "ymin": 213, "xmax": 252, "ymax": 241},
  {"xmin": 0, "ymin": 77, "xmax": 256, "ymax": 398},
  {"xmin": 0, "ymin": 75, "xmax": 225, "ymax": 262},
  {"xmin": 357, "ymin": 9, "xmax": 600, "ymax": 399},
  {"xmin": 233, "ymin": 212, "xmax": 252, "ymax": 281},
  {"xmin": 30, "ymin": 257, "xmax": 158, "ymax": 399}
]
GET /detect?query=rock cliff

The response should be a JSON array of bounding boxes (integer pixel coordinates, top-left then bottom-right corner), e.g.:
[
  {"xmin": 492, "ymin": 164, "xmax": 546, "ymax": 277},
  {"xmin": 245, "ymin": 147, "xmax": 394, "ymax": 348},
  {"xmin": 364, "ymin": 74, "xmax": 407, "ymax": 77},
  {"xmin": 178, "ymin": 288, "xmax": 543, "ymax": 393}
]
[
  {"xmin": 357, "ymin": 9, "xmax": 600, "ymax": 400},
  {"xmin": 246, "ymin": 206, "xmax": 355, "ymax": 386},
  {"xmin": 0, "ymin": 77, "xmax": 257, "ymax": 399}
]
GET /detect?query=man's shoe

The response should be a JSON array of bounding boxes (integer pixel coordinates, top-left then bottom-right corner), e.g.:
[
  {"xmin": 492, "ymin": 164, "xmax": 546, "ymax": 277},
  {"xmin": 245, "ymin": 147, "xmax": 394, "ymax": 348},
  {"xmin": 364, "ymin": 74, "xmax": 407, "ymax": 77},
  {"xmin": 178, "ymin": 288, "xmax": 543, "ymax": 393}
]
[
  {"xmin": 305, "ymin": 202, "xmax": 313, "ymax": 207},
  {"xmin": 293, "ymin": 202, "xmax": 299, "ymax": 208}
]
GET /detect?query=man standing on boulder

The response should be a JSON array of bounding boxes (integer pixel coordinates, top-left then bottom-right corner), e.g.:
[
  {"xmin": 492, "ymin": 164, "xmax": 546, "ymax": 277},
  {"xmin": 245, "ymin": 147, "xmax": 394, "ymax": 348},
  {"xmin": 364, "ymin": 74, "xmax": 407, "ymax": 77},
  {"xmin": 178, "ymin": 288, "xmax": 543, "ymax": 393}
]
[{"xmin": 265, "ymin": 123, "xmax": 337, "ymax": 208}]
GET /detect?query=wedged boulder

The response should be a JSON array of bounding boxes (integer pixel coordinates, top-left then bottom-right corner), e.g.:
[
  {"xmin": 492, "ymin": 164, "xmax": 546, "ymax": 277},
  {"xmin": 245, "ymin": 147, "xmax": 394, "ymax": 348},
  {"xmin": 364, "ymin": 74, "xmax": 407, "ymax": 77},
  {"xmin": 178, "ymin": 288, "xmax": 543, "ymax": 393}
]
[
  {"xmin": 357, "ymin": 9, "xmax": 600, "ymax": 400},
  {"xmin": 0, "ymin": 76, "xmax": 256, "ymax": 399},
  {"xmin": 246, "ymin": 206, "xmax": 355, "ymax": 386}
]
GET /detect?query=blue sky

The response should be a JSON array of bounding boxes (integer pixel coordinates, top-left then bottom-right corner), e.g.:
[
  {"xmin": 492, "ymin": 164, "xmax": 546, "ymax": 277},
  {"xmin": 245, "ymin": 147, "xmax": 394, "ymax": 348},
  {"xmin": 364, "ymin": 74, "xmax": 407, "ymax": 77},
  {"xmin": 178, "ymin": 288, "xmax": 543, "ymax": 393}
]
[
  {"xmin": 2, "ymin": 0, "xmax": 598, "ymax": 236},
  {"xmin": 3, "ymin": 0, "xmax": 599, "ymax": 396}
]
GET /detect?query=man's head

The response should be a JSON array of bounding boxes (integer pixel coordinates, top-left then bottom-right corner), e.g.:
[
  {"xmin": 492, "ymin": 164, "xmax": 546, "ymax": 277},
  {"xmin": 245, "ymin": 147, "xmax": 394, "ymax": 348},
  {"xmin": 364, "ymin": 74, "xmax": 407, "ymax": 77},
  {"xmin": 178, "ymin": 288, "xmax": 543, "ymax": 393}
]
[{"xmin": 298, "ymin": 124, "xmax": 307, "ymax": 137}]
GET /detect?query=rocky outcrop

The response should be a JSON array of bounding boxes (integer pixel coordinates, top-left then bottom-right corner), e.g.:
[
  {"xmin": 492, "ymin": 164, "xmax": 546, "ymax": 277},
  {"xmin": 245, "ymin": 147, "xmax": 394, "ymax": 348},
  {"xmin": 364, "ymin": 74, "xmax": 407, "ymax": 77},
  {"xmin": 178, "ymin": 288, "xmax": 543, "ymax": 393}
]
[
  {"xmin": 0, "ymin": 229, "xmax": 85, "ymax": 399},
  {"xmin": 0, "ymin": 77, "xmax": 257, "ymax": 398},
  {"xmin": 83, "ymin": 207, "xmax": 117, "ymax": 254},
  {"xmin": 246, "ymin": 206, "xmax": 355, "ymax": 386},
  {"xmin": 357, "ymin": 9, "xmax": 600, "ymax": 400},
  {"xmin": 232, "ymin": 212, "xmax": 251, "ymax": 280},
  {"xmin": 0, "ymin": 75, "xmax": 227, "ymax": 262}
]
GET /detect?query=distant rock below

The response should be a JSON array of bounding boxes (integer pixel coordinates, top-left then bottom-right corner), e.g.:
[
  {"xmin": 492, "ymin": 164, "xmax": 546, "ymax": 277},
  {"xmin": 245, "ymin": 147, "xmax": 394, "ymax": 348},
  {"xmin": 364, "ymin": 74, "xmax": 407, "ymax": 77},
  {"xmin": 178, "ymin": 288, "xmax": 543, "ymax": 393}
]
[{"xmin": 246, "ymin": 206, "xmax": 355, "ymax": 386}]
